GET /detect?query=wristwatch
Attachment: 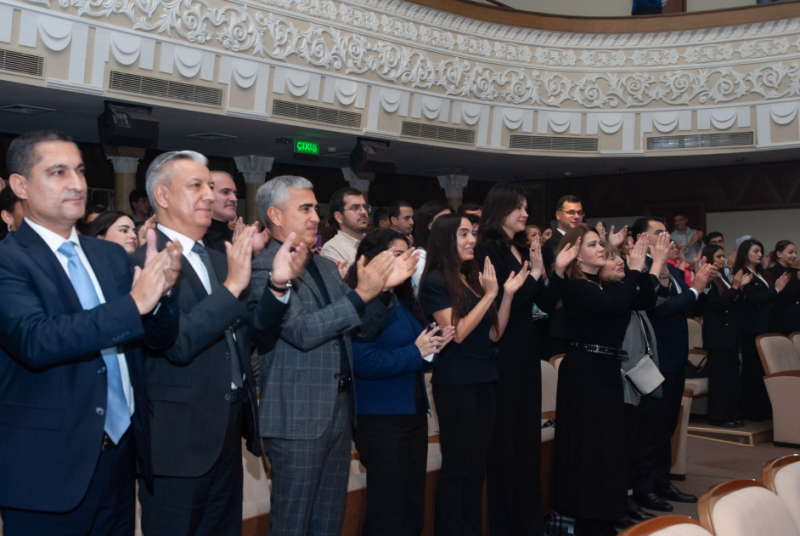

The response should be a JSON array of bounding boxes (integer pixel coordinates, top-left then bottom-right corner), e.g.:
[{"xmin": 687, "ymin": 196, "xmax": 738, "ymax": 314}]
[{"xmin": 268, "ymin": 272, "xmax": 292, "ymax": 292}]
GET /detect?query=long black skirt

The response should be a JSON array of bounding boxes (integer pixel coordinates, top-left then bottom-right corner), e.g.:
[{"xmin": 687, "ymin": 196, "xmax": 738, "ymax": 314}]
[{"xmin": 552, "ymin": 348, "xmax": 627, "ymax": 522}]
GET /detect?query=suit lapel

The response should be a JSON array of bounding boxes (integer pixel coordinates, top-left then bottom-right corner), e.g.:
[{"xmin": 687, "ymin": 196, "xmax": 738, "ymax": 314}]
[
  {"xmin": 15, "ymin": 222, "xmax": 83, "ymax": 313},
  {"xmin": 155, "ymin": 229, "xmax": 208, "ymax": 298},
  {"xmin": 317, "ymin": 257, "xmax": 344, "ymax": 301},
  {"xmin": 297, "ymin": 265, "xmax": 326, "ymax": 307}
]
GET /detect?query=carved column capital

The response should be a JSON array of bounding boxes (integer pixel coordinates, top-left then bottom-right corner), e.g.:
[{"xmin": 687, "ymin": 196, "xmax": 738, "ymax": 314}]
[
  {"xmin": 342, "ymin": 167, "xmax": 372, "ymax": 193},
  {"xmin": 234, "ymin": 155, "xmax": 275, "ymax": 184},
  {"xmin": 437, "ymin": 174, "xmax": 469, "ymax": 199},
  {"xmin": 107, "ymin": 156, "xmax": 141, "ymax": 174}
]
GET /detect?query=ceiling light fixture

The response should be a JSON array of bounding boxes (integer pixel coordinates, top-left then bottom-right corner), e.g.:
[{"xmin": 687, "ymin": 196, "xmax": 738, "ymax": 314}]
[
  {"xmin": 275, "ymin": 137, "xmax": 293, "ymax": 145},
  {"xmin": 614, "ymin": 167, "xmax": 628, "ymax": 173},
  {"xmin": 0, "ymin": 104, "xmax": 55, "ymax": 115},
  {"xmin": 187, "ymin": 132, "xmax": 238, "ymax": 141}
]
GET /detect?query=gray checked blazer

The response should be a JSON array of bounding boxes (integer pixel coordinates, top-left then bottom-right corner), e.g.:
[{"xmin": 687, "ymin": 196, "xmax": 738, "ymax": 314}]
[{"xmin": 248, "ymin": 240, "xmax": 397, "ymax": 440}]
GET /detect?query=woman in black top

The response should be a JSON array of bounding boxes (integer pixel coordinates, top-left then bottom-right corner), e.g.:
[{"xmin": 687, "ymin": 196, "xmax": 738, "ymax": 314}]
[
  {"xmin": 552, "ymin": 226, "xmax": 651, "ymax": 536},
  {"xmin": 768, "ymin": 241, "xmax": 800, "ymax": 336},
  {"xmin": 474, "ymin": 183, "xmax": 568, "ymax": 536},
  {"xmin": 419, "ymin": 214, "xmax": 528, "ymax": 536},
  {"xmin": 699, "ymin": 245, "xmax": 749, "ymax": 427},
  {"xmin": 732, "ymin": 239, "xmax": 790, "ymax": 421}
]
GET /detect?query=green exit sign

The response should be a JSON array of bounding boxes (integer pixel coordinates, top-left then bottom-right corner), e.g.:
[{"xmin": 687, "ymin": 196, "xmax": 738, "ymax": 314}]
[{"xmin": 295, "ymin": 140, "xmax": 319, "ymax": 155}]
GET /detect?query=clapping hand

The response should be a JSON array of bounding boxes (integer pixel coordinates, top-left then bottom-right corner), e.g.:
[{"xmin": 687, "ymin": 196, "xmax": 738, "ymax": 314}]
[
  {"xmin": 478, "ymin": 257, "xmax": 499, "ymax": 298},
  {"xmin": 554, "ymin": 237, "xmax": 581, "ymax": 278},
  {"xmin": 137, "ymin": 215, "xmax": 157, "ymax": 247},
  {"xmin": 383, "ymin": 248, "xmax": 420, "ymax": 290},
  {"xmin": 732, "ymin": 269, "xmax": 752, "ymax": 290},
  {"xmin": 595, "ymin": 222, "xmax": 607, "ymax": 243},
  {"xmin": 223, "ymin": 226, "xmax": 255, "ymax": 298},
  {"xmin": 337, "ymin": 260, "xmax": 350, "ymax": 280},
  {"xmin": 529, "ymin": 236, "xmax": 544, "ymax": 280},
  {"xmin": 415, "ymin": 324, "xmax": 455, "ymax": 357},
  {"xmin": 607, "ymin": 225, "xmax": 628, "ymax": 247},
  {"xmin": 355, "ymin": 251, "xmax": 394, "ymax": 302},
  {"xmin": 504, "ymin": 261, "xmax": 530, "ymax": 296},
  {"xmin": 271, "ymin": 232, "xmax": 308, "ymax": 288},
  {"xmin": 692, "ymin": 263, "xmax": 717, "ymax": 293},
  {"xmin": 627, "ymin": 235, "xmax": 648, "ymax": 272},
  {"xmin": 131, "ymin": 235, "xmax": 178, "ymax": 314}
]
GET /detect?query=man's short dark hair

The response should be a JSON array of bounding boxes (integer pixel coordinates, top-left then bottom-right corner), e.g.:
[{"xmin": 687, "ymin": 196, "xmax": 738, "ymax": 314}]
[
  {"xmin": 373, "ymin": 207, "xmax": 389, "ymax": 226},
  {"xmin": 556, "ymin": 195, "xmax": 582, "ymax": 212},
  {"xmin": 674, "ymin": 210, "xmax": 688, "ymax": 219},
  {"xmin": 7, "ymin": 130, "xmax": 75, "ymax": 179},
  {"xmin": 630, "ymin": 216, "xmax": 665, "ymax": 241},
  {"xmin": 389, "ymin": 200, "xmax": 412, "ymax": 221},
  {"xmin": 706, "ymin": 231, "xmax": 724, "ymax": 243},
  {"xmin": 129, "ymin": 188, "xmax": 148, "ymax": 207},
  {"xmin": 457, "ymin": 202, "xmax": 481, "ymax": 216},
  {"xmin": 329, "ymin": 187, "xmax": 363, "ymax": 217}
]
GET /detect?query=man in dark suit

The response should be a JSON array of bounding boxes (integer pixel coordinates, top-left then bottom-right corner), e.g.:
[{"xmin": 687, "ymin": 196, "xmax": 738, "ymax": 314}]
[
  {"xmin": 542, "ymin": 195, "xmax": 584, "ymax": 275},
  {"xmin": 0, "ymin": 131, "xmax": 181, "ymax": 535},
  {"xmin": 249, "ymin": 175, "xmax": 418, "ymax": 536},
  {"xmin": 132, "ymin": 151, "xmax": 297, "ymax": 536},
  {"xmin": 629, "ymin": 216, "xmax": 714, "ymax": 512}
]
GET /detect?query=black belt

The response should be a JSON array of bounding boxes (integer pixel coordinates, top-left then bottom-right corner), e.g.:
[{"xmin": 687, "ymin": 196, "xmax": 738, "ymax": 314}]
[
  {"xmin": 570, "ymin": 342, "xmax": 628, "ymax": 361},
  {"xmin": 336, "ymin": 374, "xmax": 352, "ymax": 393},
  {"xmin": 101, "ymin": 430, "xmax": 127, "ymax": 451}
]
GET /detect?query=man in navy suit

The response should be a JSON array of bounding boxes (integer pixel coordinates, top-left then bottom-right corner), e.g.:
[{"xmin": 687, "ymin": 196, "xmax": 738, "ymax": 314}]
[
  {"xmin": 629, "ymin": 216, "xmax": 714, "ymax": 513},
  {"xmin": 0, "ymin": 131, "xmax": 182, "ymax": 535}
]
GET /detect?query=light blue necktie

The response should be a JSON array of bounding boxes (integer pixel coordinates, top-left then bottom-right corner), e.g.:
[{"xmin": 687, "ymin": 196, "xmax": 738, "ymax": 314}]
[{"xmin": 58, "ymin": 241, "xmax": 131, "ymax": 444}]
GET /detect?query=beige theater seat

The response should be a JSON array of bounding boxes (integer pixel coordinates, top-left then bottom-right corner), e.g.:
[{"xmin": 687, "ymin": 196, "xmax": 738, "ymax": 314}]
[
  {"xmin": 791, "ymin": 331, "xmax": 800, "ymax": 356},
  {"xmin": 548, "ymin": 354, "xmax": 564, "ymax": 374},
  {"xmin": 756, "ymin": 334, "xmax": 800, "ymax": 446},
  {"xmin": 684, "ymin": 349, "xmax": 708, "ymax": 416},
  {"xmin": 241, "ymin": 440, "xmax": 272, "ymax": 536},
  {"xmin": 619, "ymin": 515, "xmax": 711, "ymax": 536},
  {"xmin": 670, "ymin": 388, "xmax": 693, "ymax": 480},
  {"xmin": 698, "ymin": 479, "xmax": 800, "ymax": 536},
  {"xmin": 687, "ymin": 318, "xmax": 703, "ymax": 351},
  {"xmin": 762, "ymin": 454, "xmax": 800, "ymax": 531},
  {"xmin": 424, "ymin": 372, "xmax": 439, "ymax": 436}
]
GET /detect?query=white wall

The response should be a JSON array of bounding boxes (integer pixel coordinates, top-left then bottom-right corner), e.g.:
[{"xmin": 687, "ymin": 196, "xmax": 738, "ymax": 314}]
[{"xmin": 706, "ymin": 208, "xmax": 800, "ymax": 256}]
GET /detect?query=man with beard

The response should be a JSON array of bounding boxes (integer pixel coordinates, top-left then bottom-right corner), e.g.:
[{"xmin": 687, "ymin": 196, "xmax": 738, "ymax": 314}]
[{"xmin": 320, "ymin": 187, "xmax": 368, "ymax": 266}]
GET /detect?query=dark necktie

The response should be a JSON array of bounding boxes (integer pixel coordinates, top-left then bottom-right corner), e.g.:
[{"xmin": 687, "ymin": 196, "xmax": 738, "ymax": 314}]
[{"xmin": 191, "ymin": 242, "xmax": 243, "ymax": 388}]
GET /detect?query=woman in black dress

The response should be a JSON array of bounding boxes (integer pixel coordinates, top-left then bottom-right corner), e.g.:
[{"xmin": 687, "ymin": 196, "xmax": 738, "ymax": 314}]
[
  {"xmin": 419, "ymin": 214, "xmax": 529, "ymax": 536},
  {"xmin": 768, "ymin": 241, "xmax": 800, "ymax": 336},
  {"xmin": 731, "ymin": 239, "xmax": 791, "ymax": 421},
  {"xmin": 699, "ymin": 244, "xmax": 749, "ymax": 428},
  {"xmin": 474, "ymin": 183, "xmax": 568, "ymax": 536},
  {"xmin": 552, "ymin": 226, "xmax": 651, "ymax": 536}
]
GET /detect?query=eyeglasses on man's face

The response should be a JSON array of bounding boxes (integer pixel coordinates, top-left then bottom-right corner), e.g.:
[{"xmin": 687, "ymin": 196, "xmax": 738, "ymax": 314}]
[
  {"xmin": 558, "ymin": 210, "xmax": 585, "ymax": 217},
  {"xmin": 345, "ymin": 204, "xmax": 372, "ymax": 214}
]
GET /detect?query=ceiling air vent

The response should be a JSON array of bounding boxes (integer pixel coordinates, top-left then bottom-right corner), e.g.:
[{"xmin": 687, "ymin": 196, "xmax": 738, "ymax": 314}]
[
  {"xmin": 0, "ymin": 48, "xmax": 44, "ymax": 78},
  {"xmin": 400, "ymin": 122, "xmax": 475, "ymax": 145},
  {"xmin": 272, "ymin": 100, "xmax": 362, "ymax": 129},
  {"xmin": 509, "ymin": 135, "xmax": 598, "ymax": 152},
  {"xmin": 647, "ymin": 132, "xmax": 754, "ymax": 151},
  {"xmin": 108, "ymin": 71, "xmax": 223, "ymax": 107}
]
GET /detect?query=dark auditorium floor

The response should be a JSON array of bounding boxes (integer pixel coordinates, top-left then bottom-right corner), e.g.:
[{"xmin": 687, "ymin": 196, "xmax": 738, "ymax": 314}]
[{"xmin": 633, "ymin": 435, "xmax": 800, "ymax": 527}]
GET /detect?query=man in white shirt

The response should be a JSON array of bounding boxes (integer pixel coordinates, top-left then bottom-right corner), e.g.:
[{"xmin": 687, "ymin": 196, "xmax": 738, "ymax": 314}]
[
  {"xmin": 0, "ymin": 130, "xmax": 181, "ymax": 536},
  {"xmin": 320, "ymin": 187, "xmax": 368, "ymax": 267},
  {"xmin": 671, "ymin": 212, "xmax": 703, "ymax": 265}
]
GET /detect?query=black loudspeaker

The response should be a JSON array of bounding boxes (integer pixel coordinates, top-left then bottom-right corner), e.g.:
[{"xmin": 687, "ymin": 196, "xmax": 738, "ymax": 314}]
[
  {"xmin": 349, "ymin": 138, "xmax": 394, "ymax": 174},
  {"xmin": 97, "ymin": 101, "xmax": 159, "ymax": 149}
]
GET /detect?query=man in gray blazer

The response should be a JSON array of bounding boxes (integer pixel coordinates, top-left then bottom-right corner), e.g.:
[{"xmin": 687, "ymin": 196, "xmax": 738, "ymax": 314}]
[{"xmin": 249, "ymin": 175, "xmax": 417, "ymax": 536}]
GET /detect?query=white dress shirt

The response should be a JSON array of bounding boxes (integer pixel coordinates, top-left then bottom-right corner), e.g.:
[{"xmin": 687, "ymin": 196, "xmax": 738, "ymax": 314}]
[
  {"xmin": 25, "ymin": 218, "xmax": 135, "ymax": 416},
  {"xmin": 319, "ymin": 230, "xmax": 362, "ymax": 266}
]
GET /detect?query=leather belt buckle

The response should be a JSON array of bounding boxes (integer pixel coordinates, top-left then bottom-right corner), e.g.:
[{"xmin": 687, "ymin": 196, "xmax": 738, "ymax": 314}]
[
  {"xmin": 336, "ymin": 375, "xmax": 352, "ymax": 393},
  {"xmin": 101, "ymin": 433, "xmax": 114, "ymax": 451}
]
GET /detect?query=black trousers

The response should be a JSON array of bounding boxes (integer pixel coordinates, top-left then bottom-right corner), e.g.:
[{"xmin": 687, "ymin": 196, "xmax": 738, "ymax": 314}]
[
  {"xmin": 739, "ymin": 333, "xmax": 772, "ymax": 421},
  {"xmin": 1, "ymin": 432, "xmax": 135, "ymax": 536},
  {"xmin": 354, "ymin": 412, "xmax": 428, "ymax": 536},
  {"xmin": 138, "ymin": 397, "xmax": 243, "ymax": 536},
  {"xmin": 433, "ymin": 382, "xmax": 496, "ymax": 536},
  {"xmin": 707, "ymin": 349, "xmax": 741, "ymax": 422},
  {"xmin": 633, "ymin": 369, "xmax": 684, "ymax": 494}
]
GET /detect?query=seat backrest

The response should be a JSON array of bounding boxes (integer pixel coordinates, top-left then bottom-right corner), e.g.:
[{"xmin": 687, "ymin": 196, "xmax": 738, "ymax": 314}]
[
  {"xmin": 687, "ymin": 349, "xmax": 707, "ymax": 367},
  {"xmin": 791, "ymin": 332, "xmax": 800, "ymax": 358},
  {"xmin": 699, "ymin": 480, "xmax": 800, "ymax": 536},
  {"xmin": 541, "ymin": 360, "xmax": 557, "ymax": 420},
  {"xmin": 424, "ymin": 372, "xmax": 439, "ymax": 435},
  {"xmin": 549, "ymin": 354, "xmax": 564, "ymax": 374},
  {"xmin": 756, "ymin": 334, "xmax": 800, "ymax": 374},
  {"xmin": 687, "ymin": 318, "xmax": 703, "ymax": 350},
  {"xmin": 619, "ymin": 515, "xmax": 711, "ymax": 536},
  {"xmin": 763, "ymin": 455, "xmax": 800, "ymax": 532}
]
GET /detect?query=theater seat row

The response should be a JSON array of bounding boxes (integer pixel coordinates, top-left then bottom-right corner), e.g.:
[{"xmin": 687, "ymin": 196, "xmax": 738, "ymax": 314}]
[{"xmin": 620, "ymin": 454, "xmax": 800, "ymax": 536}]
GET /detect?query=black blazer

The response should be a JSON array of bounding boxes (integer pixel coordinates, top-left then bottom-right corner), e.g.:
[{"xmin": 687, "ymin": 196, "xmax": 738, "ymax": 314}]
[
  {"xmin": 130, "ymin": 229, "xmax": 285, "ymax": 476},
  {"xmin": 769, "ymin": 263, "xmax": 800, "ymax": 336},
  {"xmin": 701, "ymin": 277, "xmax": 742, "ymax": 350},
  {"xmin": 541, "ymin": 229, "xmax": 563, "ymax": 277},
  {"xmin": 738, "ymin": 268, "xmax": 777, "ymax": 335},
  {"xmin": 646, "ymin": 261, "xmax": 698, "ymax": 373},
  {"xmin": 0, "ymin": 222, "xmax": 178, "ymax": 512}
]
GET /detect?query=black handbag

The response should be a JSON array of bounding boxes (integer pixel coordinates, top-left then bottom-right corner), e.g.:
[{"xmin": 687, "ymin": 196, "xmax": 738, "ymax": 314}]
[{"xmin": 685, "ymin": 353, "xmax": 709, "ymax": 379}]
